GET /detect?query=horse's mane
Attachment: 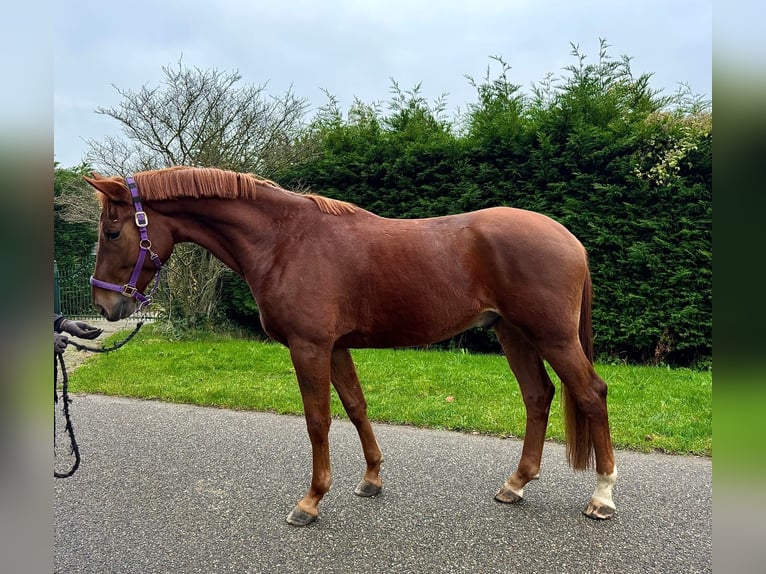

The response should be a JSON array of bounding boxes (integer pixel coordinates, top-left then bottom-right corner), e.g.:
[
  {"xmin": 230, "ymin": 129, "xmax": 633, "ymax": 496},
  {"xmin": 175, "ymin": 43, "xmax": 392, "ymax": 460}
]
[{"xmin": 133, "ymin": 166, "xmax": 357, "ymax": 216}]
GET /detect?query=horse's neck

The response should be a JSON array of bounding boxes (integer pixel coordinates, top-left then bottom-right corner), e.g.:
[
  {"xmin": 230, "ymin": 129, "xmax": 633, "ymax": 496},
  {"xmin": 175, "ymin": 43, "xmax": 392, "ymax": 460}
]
[{"xmin": 160, "ymin": 190, "xmax": 305, "ymax": 280}]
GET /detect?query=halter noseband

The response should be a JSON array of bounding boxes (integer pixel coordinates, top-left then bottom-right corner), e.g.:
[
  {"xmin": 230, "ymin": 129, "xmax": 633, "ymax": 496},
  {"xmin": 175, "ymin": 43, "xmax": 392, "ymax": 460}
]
[{"xmin": 89, "ymin": 176, "xmax": 163, "ymax": 310}]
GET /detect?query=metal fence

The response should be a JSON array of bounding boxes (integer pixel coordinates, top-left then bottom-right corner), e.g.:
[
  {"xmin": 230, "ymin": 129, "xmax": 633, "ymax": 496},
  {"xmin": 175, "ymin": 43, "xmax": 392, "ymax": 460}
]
[
  {"xmin": 55, "ymin": 257, "xmax": 160, "ymax": 321},
  {"xmin": 54, "ymin": 257, "xmax": 101, "ymax": 319}
]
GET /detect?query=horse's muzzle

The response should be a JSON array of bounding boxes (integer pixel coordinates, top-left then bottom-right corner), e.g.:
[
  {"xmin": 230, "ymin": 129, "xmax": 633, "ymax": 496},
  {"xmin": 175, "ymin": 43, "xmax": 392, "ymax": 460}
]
[{"xmin": 96, "ymin": 297, "xmax": 135, "ymax": 321}]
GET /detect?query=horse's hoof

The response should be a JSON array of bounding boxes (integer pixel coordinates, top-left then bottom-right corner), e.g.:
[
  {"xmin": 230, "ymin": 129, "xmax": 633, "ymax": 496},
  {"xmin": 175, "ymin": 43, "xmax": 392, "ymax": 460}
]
[
  {"xmin": 286, "ymin": 506, "xmax": 317, "ymax": 526},
  {"xmin": 583, "ymin": 501, "xmax": 616, "ymax": 520},
  {"xmin": 494, "ymin": 484, "xmax": 523, "ymax": 504},
  {"xmin": 354, "ymin": 479, "xmax": 382, "ymax": 498}
]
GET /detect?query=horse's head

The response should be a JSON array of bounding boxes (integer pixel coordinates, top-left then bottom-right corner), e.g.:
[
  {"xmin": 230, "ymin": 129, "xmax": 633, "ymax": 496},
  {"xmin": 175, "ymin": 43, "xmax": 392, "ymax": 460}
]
[{"xmin": 85, "ymin": 173, "xmax": 173, "ymax": 321}]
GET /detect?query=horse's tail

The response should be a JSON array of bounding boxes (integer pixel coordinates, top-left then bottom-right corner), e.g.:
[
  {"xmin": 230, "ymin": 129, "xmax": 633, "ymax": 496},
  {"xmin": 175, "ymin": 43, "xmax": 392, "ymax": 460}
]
[{"xmin": 562, "ymin": 269, "xmax": 596, "ymax": 470}]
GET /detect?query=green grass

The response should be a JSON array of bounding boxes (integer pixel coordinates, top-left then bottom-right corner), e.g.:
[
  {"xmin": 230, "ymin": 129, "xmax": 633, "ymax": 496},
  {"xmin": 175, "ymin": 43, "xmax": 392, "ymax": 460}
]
[{"xmin": 69, "ymin": 326, "xmax": 712, "ymax": 456}]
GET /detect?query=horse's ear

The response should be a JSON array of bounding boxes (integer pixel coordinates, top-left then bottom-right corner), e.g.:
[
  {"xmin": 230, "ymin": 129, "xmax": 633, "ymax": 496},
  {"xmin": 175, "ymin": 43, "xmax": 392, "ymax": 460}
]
[{"xmin": 83, "ymin": 174, "xmax": 130, "ymax": 204}]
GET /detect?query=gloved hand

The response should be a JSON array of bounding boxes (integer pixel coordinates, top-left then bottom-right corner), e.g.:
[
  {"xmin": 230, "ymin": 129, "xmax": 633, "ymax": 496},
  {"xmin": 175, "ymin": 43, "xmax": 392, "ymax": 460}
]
[
  {"xmin": 60, "ymin": 319, "xmax": 103, "ymax": 340},
  {"xmin": 55, "ymin": 333, "xmax": 69, "ymax": 354}
]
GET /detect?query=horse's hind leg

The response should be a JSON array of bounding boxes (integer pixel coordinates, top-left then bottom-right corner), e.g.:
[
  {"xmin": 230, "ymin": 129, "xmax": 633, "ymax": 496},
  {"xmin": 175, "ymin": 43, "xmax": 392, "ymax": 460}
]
[
  {"xmin": 493, "ymin": 320, "xmax": 555, "ymax": 505},
  {"xmin": 331, "ymin": 348, "xmax": 384, "ymax": 497},
  {"xmin": 538, "ymin": 340, "xmax": 617, "ymax": 519}
]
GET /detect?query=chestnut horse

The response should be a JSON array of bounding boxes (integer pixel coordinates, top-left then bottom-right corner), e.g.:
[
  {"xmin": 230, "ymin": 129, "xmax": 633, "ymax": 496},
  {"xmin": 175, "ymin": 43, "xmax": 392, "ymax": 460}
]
[{"xmin": 86, "ymin": 166, "xmax": 617, "ymax": 526}]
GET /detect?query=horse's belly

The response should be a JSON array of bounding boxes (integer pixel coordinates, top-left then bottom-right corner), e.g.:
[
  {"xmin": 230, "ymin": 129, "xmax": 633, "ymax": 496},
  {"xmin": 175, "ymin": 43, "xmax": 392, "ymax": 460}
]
[{"xmin": 337, "ymin": 306, "xmax": 497, "ymax": 349}]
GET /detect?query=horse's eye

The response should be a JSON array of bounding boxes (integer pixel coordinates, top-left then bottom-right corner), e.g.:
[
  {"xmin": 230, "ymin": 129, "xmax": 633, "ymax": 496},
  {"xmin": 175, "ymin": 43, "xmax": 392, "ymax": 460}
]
[{"xmin": 105, "ymin": 230, "xmax": 121, "ymax": 241}]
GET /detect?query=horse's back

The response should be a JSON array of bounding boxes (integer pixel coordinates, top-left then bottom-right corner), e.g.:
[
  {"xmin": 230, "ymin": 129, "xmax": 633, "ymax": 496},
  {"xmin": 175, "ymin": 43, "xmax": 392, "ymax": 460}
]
[
  {"xmin": 321, "ymin": 206, "xmax": 588, "ymax": 347},
  {"xmin": 336, "ymin": 205, "xmax": 587, "ymax": 296}
]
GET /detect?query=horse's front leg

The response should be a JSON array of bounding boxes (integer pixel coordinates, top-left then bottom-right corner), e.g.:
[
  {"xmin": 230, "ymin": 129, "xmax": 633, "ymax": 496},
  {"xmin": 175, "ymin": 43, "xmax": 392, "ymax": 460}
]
[
  {"xmin": 331, "ymin": 348, "xmax": 384, "ymax": 497},
  {"xmin": 286, "ymin": 341, "xmax": 333, "ymax": 526}
]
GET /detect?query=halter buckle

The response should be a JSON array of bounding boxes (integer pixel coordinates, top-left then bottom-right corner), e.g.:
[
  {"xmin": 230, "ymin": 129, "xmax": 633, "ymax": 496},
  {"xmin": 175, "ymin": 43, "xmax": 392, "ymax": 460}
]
[
  {"xmin": 135, "ymin": 211, "xmax": 148, "ymax": 227},
  {"xmin": 122, "ymin": 284, "xmax": 138, "ymax": 297}
]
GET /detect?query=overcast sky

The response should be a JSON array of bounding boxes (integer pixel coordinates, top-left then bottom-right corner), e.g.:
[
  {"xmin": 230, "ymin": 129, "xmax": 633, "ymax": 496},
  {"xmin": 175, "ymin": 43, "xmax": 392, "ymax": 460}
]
[{"xmin": 54, "ymin": 0, "xmax": 712, "ymax": 168}]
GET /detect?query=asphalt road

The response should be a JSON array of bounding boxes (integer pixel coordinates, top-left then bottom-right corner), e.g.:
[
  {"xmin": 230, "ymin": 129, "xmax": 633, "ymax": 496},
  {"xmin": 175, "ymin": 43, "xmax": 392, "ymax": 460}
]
[{"xmin": 54, "ymin": 395, "xmax": 711, "ymax": 573}]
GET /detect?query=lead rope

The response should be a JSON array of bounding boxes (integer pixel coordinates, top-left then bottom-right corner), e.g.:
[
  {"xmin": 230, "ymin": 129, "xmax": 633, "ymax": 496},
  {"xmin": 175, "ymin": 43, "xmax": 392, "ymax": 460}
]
[
  {"xmin": 54, "ymin": 351, "xmax": 80, "ymax": 478},
  {"xmin": 54, "ymin": 320, "xmax": 145, "ymax": 478},
  {"xmin": 66, "ymin": 320, "xmax": 144, "ymax": 353}
]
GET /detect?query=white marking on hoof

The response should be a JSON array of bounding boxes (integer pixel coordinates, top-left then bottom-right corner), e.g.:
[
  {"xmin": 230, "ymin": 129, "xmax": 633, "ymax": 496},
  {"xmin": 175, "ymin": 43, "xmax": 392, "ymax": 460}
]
[
  {"xmin": 593, "ymin": 468, "xmax": 617, "ymax": 500},
  {"xmin": 589, "ymin": 467, "xmax": 617, "ymax": 515}
]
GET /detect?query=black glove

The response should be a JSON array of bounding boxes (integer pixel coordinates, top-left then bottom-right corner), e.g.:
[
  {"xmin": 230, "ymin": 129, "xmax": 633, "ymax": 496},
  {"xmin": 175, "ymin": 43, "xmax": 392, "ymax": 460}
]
[
  {"xmin": 55, "ymin": 333, "xmax": 69, "ymax": 354},
  {"xmin": 60, "ymin": 319, "xmax": 103, "ymax": 340}
]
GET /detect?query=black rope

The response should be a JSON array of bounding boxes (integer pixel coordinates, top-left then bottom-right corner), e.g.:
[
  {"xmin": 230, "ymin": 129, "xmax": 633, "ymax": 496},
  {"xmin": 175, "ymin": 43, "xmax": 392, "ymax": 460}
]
[
  {"xmin": 54, "ymin": 351, "xmax": 80, "ymax": 478},
  {"xmin": 66, "ymin": 320, "xmax": 144, "ymax": 353},
  {"xmin": 53, "ymin": 321, "xmax": 144, "ymax": 478}
]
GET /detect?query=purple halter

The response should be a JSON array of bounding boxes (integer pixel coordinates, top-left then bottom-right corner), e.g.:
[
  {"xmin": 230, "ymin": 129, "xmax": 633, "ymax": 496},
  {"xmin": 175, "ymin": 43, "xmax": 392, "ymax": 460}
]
[{"xmin": 89, "ymin": 176, "xmax": 163, "ymax": 310}]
